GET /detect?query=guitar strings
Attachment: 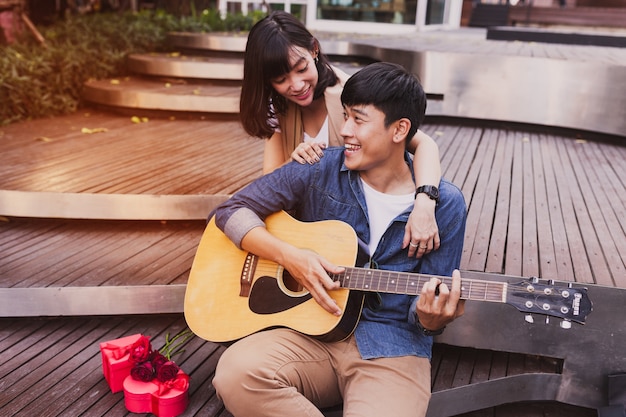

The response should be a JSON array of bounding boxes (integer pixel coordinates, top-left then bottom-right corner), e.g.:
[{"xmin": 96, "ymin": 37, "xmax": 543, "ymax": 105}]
[{"xmin": 249, "ymin": 262, "xmax": 508, "ymax": 302}]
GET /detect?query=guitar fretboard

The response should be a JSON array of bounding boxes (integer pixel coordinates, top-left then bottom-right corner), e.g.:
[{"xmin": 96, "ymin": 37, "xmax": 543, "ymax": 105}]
[{"xmin": 330, "ymin": 267, "xmax": 507, "ymax": 303}]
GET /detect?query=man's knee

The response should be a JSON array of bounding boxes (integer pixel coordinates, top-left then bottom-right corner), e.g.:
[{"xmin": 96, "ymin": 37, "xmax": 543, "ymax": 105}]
[{"xmin": 213, "ymin": 347, "xmax": 242, "ymax": 400}]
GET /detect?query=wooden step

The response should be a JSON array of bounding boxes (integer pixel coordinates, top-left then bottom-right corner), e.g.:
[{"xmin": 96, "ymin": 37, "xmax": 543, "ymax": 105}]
[
  {"xmin": 127, "ymin": 52, "xmax": 243, "ymax": 80},
  {"xmin": 82, "ymin": 76, "xmax": 240, "ymax": 114},
  {"xmin": 167, "ymin": 31, "xmax": 247, "ymax": 53},
  {"xmin": 85, "ymin": 51, "xmax": 363, "ymax": 114}
]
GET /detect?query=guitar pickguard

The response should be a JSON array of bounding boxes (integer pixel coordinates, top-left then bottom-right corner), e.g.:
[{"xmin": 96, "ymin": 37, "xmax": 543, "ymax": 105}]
[{"xmin": 249, "ymin": 276, "xmax": 312, "ymax": 314}]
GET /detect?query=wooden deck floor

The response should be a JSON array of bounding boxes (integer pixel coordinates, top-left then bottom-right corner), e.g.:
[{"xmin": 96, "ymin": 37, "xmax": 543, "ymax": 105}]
[
  {"xmin": 0, "ymin": 109, "xmax": 623, "ymax": 416},
  {"xmin": 0, "ymin": 314, "xmax": 593, "ymax": 417}
]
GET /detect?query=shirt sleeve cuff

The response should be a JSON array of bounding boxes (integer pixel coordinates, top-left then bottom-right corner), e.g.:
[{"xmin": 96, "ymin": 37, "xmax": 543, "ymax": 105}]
[{"xmin": 223, "ymin": 207, "xmax": 266, "ymax": 249}]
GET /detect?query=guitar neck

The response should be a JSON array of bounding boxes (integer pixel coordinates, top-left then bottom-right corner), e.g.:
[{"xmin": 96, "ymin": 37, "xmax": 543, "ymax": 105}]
[{"xmin": 330, "ymin": 267, "xmax": 507, "ymax": 304}]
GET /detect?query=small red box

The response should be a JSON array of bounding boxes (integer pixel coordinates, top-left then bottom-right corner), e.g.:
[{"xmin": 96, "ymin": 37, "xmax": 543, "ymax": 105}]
[
  {"xmin": 123, "ymin": 371, "xmax": 189, "ymax": 417},
  {"xmin": 100, "ymin": 334, "xmax": 145, "ymax": 393}
]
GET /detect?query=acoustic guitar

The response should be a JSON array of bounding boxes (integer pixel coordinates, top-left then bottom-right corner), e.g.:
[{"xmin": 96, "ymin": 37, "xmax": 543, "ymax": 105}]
[{"xmin": 184, "ymin": 211, "xmax": 592, "ymax": 343}]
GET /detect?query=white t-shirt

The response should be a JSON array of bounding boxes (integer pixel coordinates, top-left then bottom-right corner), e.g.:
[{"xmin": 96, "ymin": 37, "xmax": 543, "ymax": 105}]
[
  {"xmin": 274, "ymin": 115, "xmax": 330, "ymax": 147},
  {"xmin": 360, "ymin": 179, "xmax": 415, "ymax": 256},
  {"xmin": 303, "ymin": 116, "xmax": 329, "ymax": 147}
]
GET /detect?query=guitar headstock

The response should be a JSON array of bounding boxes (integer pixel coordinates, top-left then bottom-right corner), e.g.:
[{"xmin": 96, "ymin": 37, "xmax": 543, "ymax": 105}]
[{"xmin": 506, "ymin": 278, "xmax": 593, "ymax": 327}]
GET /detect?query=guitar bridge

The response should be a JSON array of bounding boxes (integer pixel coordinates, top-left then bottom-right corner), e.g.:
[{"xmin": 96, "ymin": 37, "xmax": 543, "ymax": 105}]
[{"xmin": 240, "ymin": 253, "xmax": 257, "ymax": 297}]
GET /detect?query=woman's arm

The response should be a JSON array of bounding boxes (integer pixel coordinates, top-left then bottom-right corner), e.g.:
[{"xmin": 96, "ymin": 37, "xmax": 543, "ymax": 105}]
[
  {"xmin": 263, "ymin": 131, "xmax": 287, "ymax": 174},
  {"xmin": 404, "ymin": 129, "xmax": 442, "ymax": 258}
]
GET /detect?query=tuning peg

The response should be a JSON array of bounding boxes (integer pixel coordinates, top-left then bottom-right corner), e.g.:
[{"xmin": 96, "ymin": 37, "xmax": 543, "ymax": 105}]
[
  {"xmin": 560, "ymin": 319, "xmax": 572, "ymax": 330},
  {"xmin": 525, "ymin": 314, "xmax": 534, "ymax": 324},
  {"xmin": 545, "ymin": 316, "xmax": 550, "ymax": 324},
  {"xmin": 531, "ymin": 276, "xmax": 539, "ymax": 284}
]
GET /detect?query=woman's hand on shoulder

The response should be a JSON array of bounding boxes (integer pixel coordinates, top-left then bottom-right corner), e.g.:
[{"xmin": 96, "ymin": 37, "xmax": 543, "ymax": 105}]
[
  {"xmin": 404, "ymin": 194, "xmax": 440, "ymax": 258},
  {"xmin": 292, "ymin": 142, "xmax": 326, "ymax": 165}
]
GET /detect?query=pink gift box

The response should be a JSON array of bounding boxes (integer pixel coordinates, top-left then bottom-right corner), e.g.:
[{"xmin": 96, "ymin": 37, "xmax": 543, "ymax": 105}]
[
  {"xmin": 123, "ymin": 371, "xmax": 189, "ymax": 417},
  {"xmin": 100, "ymin": 334, "xmax": 146, "ymax": 393}
]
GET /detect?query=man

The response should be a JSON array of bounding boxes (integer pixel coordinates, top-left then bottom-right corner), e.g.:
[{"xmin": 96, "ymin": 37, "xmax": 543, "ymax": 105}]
[{"xmin": 212, "ymin": 62, "xmax": 467, "ymax": 417}]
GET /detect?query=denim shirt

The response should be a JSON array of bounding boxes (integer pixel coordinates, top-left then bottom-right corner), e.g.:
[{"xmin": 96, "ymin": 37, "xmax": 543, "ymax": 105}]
[{"xmin": 214, "ymin": 147, "xmax": 467, "ymax": 360}]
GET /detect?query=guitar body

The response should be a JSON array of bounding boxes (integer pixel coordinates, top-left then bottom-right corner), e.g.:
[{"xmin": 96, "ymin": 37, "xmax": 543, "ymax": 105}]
[{"xmin": 184, "ymin": 211, "xmax": 362, "ymax": 343}]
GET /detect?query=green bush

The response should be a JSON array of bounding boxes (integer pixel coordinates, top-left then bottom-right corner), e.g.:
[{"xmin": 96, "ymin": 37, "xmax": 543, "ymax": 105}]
[{"xmin": 0, "ymin": 9, "xmax": 262, "ymax": 126}]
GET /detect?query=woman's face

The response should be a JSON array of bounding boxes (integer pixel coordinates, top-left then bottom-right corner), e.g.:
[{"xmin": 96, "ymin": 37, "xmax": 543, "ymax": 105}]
[{"xmin": 270, "ymin": 46, "xmax": 319, "ymax": 108}]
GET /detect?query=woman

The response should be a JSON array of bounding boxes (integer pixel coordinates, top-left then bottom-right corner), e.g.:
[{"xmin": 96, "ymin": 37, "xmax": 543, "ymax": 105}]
[{"xmin": 239, "ymin": 11, "xmax": 442, "ymax": 255}]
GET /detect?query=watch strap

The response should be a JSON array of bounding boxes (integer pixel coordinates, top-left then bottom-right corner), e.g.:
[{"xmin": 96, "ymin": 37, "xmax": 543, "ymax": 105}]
[
  {"xmin": 415, "ymin": 185, "xmax": 440, "ymax": 203},
  {"xmin": 416, "ymin": 320, "xmax": 445, "ymax": 336}
]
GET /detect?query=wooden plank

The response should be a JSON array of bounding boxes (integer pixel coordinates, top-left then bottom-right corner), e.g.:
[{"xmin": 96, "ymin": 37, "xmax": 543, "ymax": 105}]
[
  {"xmin": 546, "ymin": 135, "xmax": 594, "ymax": 284},
  {"xmin": 461, "ymin": 129, "xmax": 498, "ymax": 269},
  {"xmin": 451, "ymin": 347, "xmax": 477, "ymax": 389},
  {"xmin": 0, "ymin": 219, "xmax": 64, "ymax": 259},
  {"xmin": 467, "ymin": 348, "xmax": 492, "ymax": 385},
  {"xmin": 572, "ymin": 139, "xmax": 626, "ymax": 286},
  {"xmin": 0, "ymin": 316, "xmax": 122, "ymax": 412},
  {"xmin": 431, "ymin": 344, "xmax": 461, "ymax": 392},
  {"xmin": 447, "ymin": 127, "xmax": 483, "ymax": 201},
  {"xmin": 443, "ymin": 127, "xmax": 481, "ymax": 188},
  {"xmin": 557, "ymin": 138, "xmax": 612, "ymax": 285},
  {"xmin": 488, "ymin": 350, "xmax": 509, "ymax": 380},
  {"xmin": 0, "ymin": 222, "xmax": 93, "ymax": 278},
  {"xmin": 2, "ymin": 225, "xmax": 126, "ymax": 285},
  {"xmin": 588, "ymin": 142, "xmax": 626, "ymax": 282},
  {"xmin": 468, "ymin": 129, "xmax": 507, "ymax": 272},
  {"xmin": 531, "ymin": 134, "xmax": 558, "ymax": 280},
  {"xmin": 0, "ymin": 218, "xmax": 204, "ymax": 289},
  {"xmin": 508, "ymin": 6, "xmax": 626, "ymax": 28},
  {"xmin": 504, "ymin": 133, "xmax": 524, "ymax": 276},
  {"xmin": 36, "ymin": 319, "xmax": 205, "ymax": 416},
  {"xmin": 0, "ymin": 114, "xmax": 262, "ymax": 196},
  {"xmin": 521, "ymin": 133, "xmax": 539, "ymax": 278},
  {"xmin": 0, "ymin": 285, "xmax": 186, "ymax": 316},
  {"xmin": 539, "ymin": 135, "xmax": 575, "ymax": 282},
  {"xmin": 97, "ymin": 237, "xmax": 196, "ymax": 286},
  {"xmin": 485, "ymin": 134, "xmax": 514, "ymax": 274},
  {"xmin": 0, "ymin": 320, "xmax": 66, "ymax": 378},
  {"xmin": 435, "ymin": 124, "xmax": 464, "ymax": 178},
  {"xmin": 12, "ymin": 315, "xmax": 182, "ymax": 417}
]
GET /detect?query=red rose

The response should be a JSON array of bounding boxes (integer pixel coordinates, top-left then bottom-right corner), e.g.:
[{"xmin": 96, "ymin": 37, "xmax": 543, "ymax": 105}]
[
  {"xmin": 129, "ymin": 336, "xmax": 152, "ymax": 364},
  {"xmin": 150, "ymin": 351, "xmax": 168, "ymax": 370},
  {"xmin": 156, "ymin": 361, "xmax": 180, "ymax": 382},
  {"xmin": 131, "ymin": 361, "xmax": 155, "ymax": 382}
]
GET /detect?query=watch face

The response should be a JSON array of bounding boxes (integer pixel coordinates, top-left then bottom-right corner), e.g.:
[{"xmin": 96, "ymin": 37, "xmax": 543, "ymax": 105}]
[{"xmin": 417, "ymin": 185, "xmax": 439, "ymax": 201}]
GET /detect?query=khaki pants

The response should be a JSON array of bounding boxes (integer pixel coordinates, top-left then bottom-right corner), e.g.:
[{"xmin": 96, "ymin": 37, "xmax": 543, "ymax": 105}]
[{"xmin": 213, "ymin": 328, "xmax": 431, "ymax": 417}]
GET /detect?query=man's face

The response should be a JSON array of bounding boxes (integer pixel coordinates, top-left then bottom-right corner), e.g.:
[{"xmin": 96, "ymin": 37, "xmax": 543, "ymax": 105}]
[{"xmin": 341, "ymin": 104, "xmax": 395, "ymax": 171}]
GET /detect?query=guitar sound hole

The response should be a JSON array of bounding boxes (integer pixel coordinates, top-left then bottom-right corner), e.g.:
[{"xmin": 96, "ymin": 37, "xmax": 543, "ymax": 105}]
[{"xmin": 282, "ymin": 271, "xmax": 304, "ymax": 293}]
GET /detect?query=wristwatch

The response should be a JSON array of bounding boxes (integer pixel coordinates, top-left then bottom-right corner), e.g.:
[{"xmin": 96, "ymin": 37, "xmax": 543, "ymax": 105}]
[
  {"xmin": 415, "ymin": 185, "xmax": 440, "ymax": 203},
  {"xmin": 416, "ymin": 320, "xmax": 445, "ymax": 336}
]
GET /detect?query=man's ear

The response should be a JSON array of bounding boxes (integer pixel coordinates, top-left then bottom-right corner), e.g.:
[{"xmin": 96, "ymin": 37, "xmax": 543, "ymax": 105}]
[{"xmin": 392, "ymin": 118, "xmax": 411, "ymax": 144}]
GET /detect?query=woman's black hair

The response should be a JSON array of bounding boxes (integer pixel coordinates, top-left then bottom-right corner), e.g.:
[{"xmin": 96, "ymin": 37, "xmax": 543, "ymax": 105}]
[{"xmin": 240, "ymin": 11, "xmax": 338, "ymax": 139}]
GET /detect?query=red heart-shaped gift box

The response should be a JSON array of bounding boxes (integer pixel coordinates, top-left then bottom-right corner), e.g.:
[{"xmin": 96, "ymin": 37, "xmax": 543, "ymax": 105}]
[
  {"xmin": 123, "ymin": 371, "xmax": 189, "ymax": 417},
  {"xmin": 100, "ymin": 334, "xmax": 145, "ymax": 393}
]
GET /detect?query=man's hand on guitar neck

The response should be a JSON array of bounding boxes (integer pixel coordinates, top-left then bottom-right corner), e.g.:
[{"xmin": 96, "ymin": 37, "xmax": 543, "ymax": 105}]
[
  {"xmin": 415, "ymin": 270, "xmax": 465, "ymax": 332},
  {"xmin": 240, "ymin": 225, "xmax": 345, "ymax": 316}
]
